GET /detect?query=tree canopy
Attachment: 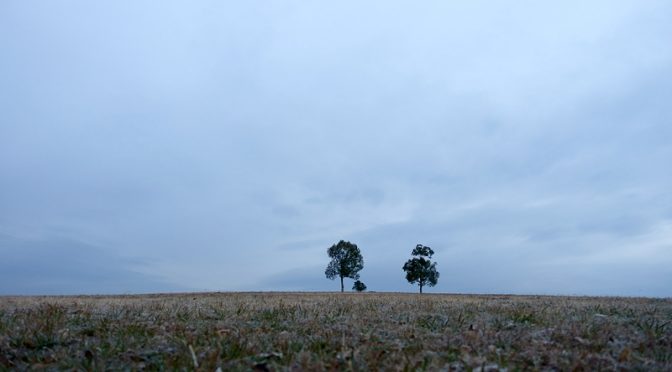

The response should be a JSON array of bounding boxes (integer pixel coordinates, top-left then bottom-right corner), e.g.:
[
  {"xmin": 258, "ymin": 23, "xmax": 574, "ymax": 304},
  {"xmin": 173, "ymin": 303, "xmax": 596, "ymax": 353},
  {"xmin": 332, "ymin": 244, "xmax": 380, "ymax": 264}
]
[
  {"xmin": 325, "ymin": 240, "xmax": 364, "ymax": 292},
  {"xmin": 402, "ymin": 244, "xmax": 439, "ymax": 293},
  {"xmin": 352, "ymin": 280, "xmax": 367, "ymax": 292}
]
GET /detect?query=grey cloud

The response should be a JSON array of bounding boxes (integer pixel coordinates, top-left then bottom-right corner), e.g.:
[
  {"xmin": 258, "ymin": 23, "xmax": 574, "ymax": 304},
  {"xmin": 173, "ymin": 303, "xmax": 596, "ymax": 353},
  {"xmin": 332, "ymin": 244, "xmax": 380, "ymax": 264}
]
[
  {"xmin": 0, "ymin": 234, "xmax": 181, "ymax": 295},
  {"xmin": 1, "ymin": 1, "xmax": 671, "ymax": 296},
  {"xmin": 254, "ymin": 265, "xmax": 327, "ymax": 292}
]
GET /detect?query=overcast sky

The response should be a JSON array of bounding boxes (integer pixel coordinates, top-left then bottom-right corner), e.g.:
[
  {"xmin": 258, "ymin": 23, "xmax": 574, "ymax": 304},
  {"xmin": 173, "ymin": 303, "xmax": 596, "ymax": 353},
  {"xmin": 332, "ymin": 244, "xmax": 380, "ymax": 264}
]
[{"xmin": 1, "ymin": 1, "xmax": 671, "ymax": 296}]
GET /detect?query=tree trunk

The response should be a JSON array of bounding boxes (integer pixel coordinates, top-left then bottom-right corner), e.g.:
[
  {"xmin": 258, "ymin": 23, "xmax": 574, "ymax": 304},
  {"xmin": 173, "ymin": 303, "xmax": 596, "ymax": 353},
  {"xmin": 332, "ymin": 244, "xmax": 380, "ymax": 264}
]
[
  {"xmin": 419, "ymin": 283, "xmax": 423, "ymax": 294},
  {"xmin": 340, "ymin": 276, "xmax": 344, "ymax": 292}
]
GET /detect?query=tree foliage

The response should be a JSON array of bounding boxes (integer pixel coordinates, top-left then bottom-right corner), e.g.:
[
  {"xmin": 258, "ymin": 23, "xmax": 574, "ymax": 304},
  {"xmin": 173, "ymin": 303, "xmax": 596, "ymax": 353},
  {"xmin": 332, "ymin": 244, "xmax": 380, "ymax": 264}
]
[
  {"xmin": 411, "ymin": 244, "xmax": 434, "ymax": 258},
  {"xmin": 402, "ymin": 244, "xmax": 439, "ymax": 293},
  {"xmin": 325, "ymin": 240, "xmax": 364, "ymax": 292},
  {"xmin": 352, "ymin": 280, "xmax": 367, "ymax": 292}
]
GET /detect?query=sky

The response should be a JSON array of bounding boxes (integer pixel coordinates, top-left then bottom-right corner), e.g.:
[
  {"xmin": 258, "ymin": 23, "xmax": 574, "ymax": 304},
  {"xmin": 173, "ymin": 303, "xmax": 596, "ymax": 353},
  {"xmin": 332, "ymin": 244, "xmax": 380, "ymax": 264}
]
[{"xmin": 1, "ymin": 1, "xmax": 671, "ymax": 297}]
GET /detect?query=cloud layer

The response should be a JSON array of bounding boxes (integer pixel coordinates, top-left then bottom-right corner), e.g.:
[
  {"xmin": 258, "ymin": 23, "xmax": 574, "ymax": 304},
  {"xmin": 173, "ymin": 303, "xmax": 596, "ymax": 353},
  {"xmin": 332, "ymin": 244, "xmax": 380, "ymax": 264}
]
[{"xmin": 1, "ymin": 1, "xmax": 671, "ymax": 296}]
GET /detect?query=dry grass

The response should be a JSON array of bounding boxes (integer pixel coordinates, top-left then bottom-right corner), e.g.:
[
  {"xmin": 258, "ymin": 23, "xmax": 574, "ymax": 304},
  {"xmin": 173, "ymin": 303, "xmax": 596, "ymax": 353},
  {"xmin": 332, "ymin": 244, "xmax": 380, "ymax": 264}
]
[{"xmin": 1, "ymin": 292, "xmax": 671, "ymax": 370}]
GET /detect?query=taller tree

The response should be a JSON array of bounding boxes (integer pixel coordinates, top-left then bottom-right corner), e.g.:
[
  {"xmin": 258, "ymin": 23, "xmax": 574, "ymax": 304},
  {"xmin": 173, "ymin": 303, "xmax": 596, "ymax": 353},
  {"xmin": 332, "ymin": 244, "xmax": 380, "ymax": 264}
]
[{"xmin": 325, "ymin": 240, "xmax": 364, "ymax": 292}]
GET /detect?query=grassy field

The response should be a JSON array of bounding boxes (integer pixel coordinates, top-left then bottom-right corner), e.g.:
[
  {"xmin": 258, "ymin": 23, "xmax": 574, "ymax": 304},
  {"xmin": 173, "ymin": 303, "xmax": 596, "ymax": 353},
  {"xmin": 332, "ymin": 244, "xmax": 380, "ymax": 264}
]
[{"xmin": 1, "ymin": 292, "xmax": 670, "ymax": 370}]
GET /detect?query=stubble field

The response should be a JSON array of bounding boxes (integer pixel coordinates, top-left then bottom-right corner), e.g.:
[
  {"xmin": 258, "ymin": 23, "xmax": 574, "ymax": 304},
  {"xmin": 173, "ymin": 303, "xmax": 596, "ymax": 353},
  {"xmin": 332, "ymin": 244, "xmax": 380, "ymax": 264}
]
[{"xmin": 1, "ymin": 292, "xmax": 671, "ymax": 370}]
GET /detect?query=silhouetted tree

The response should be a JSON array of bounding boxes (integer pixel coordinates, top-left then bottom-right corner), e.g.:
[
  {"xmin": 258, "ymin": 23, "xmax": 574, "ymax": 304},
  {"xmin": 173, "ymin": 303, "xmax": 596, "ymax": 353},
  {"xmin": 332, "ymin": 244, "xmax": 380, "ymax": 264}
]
[
  {"xmin": 402, "ymin": 244, "xmax": 439, "ymax": 293},
  {"xmin": 325, "ymin": 240, "xmax": 364, "ymax": 292},
  {"xmin": 352, "ymin": 280, "xmax": 367, "ymax": 292}
]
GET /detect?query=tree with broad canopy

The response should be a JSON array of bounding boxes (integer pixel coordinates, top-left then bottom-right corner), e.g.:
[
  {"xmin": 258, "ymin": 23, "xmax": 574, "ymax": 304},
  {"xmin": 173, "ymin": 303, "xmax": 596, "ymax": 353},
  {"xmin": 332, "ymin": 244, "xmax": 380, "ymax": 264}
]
[
  {"xmin": 325, "ymin": 240, "xmax": 364, "ymax": 292},
  {"xmin": 402, "ymin": 244, "xmax": 439, "ymax": 293}
]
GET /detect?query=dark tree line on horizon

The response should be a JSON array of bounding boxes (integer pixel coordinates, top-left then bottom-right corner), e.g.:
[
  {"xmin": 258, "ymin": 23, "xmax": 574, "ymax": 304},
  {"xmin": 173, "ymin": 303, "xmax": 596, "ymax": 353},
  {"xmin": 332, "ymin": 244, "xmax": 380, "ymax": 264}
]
[{"xmin": 325, "ymin": 240, "xmax": 440, "ymax": 293}]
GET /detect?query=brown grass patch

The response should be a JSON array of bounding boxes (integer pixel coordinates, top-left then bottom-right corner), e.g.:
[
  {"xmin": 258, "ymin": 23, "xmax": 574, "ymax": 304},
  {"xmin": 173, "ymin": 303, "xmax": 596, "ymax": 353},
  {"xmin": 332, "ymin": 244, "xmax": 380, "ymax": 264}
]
[{"xmin": 1, "ymin": 292, "xmax": 670, "ymax": 370}]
